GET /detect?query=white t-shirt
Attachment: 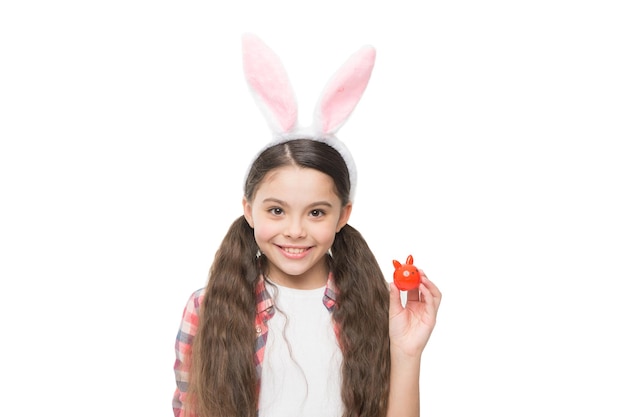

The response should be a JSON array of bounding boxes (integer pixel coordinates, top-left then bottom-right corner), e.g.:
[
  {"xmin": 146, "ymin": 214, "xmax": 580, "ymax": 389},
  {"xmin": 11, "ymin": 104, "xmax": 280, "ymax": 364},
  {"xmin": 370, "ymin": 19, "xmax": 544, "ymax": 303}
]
[{"xmin": 258, "ymin": 282, "xmax": 344, "ymax": 417}]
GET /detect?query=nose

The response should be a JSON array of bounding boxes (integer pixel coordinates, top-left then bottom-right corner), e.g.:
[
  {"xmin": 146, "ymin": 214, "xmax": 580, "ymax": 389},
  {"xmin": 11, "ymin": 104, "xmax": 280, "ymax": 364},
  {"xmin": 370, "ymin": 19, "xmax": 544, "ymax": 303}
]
[{"xmin": 284, "ymin": 216, "xmax": 306, "ymax": 238}]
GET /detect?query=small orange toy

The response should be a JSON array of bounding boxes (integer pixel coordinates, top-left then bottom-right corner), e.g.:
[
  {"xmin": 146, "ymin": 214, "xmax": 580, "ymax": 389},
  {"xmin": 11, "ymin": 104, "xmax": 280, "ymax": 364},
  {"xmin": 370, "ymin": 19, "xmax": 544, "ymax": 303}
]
[{"xmin": 393, "ymin": 255, "xmax": 421, "ymax": 291}]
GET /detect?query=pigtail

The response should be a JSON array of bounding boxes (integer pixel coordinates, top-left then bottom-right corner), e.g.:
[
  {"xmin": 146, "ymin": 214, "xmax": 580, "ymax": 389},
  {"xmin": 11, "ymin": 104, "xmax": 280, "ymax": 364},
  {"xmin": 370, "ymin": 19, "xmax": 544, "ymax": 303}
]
[
  {"xmin": 331, "ymin": 224, "xmax": 391, "ymax": 417},
  {"xmin": 188, "ymin": 215, "xmax": 259, "ymax": 417}
]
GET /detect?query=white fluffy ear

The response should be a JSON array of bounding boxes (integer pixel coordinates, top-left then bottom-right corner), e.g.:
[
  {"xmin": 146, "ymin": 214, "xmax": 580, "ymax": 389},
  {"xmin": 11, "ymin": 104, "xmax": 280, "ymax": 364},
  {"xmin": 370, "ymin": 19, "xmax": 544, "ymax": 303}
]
[
  {"xmin": 313, "ymin": 45, "xmax": 376, "ymax": 136},
  {"xmin": 241, "ymin": 33, "xmax": 298, "ymax": 135}
]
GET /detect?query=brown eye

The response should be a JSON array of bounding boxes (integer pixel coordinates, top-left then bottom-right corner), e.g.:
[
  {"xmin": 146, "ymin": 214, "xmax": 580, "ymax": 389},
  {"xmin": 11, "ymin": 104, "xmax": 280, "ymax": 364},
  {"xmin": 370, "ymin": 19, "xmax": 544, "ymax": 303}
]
[
  {"xmin": 269, "ymin": 207, "xmax": 283, "ymax": 215},
  {"xmin": 310, "ymin": 209, "xmax": 325, "ymax": 217}
]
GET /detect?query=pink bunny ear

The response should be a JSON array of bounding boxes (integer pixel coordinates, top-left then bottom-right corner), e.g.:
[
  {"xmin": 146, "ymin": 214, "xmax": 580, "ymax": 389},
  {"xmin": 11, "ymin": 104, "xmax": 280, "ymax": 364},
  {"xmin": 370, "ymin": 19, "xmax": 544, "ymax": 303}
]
[
  {"xmin": 241, "ymin": 33, "xmax": 298, "ymax": 134},
  {"xmin": 313, "ymin": 45, "xmax": 376, "ymax": 135}
]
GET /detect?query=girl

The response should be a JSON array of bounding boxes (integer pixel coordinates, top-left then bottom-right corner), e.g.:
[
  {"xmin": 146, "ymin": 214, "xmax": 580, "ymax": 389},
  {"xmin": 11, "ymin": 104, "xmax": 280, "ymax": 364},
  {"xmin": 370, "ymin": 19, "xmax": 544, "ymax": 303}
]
[{"xmin": 173, "ymin": 35, "xmax": 441, "ymax": 417}]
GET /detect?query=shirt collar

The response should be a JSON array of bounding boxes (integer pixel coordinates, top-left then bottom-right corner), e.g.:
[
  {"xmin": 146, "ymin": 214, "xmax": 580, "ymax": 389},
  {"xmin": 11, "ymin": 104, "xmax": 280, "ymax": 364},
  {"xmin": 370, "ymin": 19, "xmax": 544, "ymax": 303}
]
[{"xmin": 255, "ymin": 272, "xmax": 338, "ymax": 315}]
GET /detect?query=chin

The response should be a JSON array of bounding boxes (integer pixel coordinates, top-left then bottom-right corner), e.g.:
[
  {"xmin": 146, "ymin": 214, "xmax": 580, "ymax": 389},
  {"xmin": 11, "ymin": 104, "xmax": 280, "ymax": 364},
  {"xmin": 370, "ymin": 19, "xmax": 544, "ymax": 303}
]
[{"xmin": 268, "ymin": 255, "xmax": 326, "ymax": 278}]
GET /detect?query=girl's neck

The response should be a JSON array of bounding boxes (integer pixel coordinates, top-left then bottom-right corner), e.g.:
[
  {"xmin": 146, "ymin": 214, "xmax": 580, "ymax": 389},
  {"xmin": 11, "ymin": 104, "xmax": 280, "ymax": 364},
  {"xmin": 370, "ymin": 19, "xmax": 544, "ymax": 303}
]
[{"xmin": 266, "ymin": 262, "xmax": 329, "ymax": 290}]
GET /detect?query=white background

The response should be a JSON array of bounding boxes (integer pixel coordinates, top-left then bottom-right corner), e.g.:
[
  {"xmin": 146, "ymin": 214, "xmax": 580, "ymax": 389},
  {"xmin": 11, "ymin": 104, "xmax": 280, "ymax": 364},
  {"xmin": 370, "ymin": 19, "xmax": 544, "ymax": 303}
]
[{"xmin": 1, "ymin": 1, "xmax": 625, "ymax": 416}]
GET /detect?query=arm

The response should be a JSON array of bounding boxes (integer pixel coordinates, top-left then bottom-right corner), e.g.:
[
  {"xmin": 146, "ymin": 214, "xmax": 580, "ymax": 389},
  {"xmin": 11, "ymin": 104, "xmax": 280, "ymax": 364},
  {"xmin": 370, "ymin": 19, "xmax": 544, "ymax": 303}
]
[
  {"xmin": 173, "ymin": 289, "xmax": 203, "ymax": 417},
  {"xmin": 387, "ymin": 274, "xmax": 441, "ymax": 417}
]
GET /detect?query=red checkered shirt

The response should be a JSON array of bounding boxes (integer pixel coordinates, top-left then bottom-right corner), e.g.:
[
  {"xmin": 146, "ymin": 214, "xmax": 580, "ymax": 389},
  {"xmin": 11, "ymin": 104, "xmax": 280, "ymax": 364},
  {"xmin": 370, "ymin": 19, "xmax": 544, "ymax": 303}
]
[{"xmin": 172, "ymin": 274, "xmax": 338, "ymax": 417}]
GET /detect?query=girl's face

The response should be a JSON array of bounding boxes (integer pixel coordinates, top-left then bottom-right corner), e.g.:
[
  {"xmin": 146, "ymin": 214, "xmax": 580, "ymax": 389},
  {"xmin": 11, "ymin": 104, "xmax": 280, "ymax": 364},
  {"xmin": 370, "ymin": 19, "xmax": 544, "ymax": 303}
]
[{"xmin": 243, "ymin": 165, "xmax": 352, "ymax": 289}]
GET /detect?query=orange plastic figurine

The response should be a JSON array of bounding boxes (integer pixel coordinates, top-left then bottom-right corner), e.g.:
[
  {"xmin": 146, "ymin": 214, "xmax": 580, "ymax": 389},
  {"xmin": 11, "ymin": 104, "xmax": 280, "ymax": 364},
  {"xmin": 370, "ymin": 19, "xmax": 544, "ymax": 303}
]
[{"xmin": 393, "ymin": 255, "xmax": 421, "ymax": 291}]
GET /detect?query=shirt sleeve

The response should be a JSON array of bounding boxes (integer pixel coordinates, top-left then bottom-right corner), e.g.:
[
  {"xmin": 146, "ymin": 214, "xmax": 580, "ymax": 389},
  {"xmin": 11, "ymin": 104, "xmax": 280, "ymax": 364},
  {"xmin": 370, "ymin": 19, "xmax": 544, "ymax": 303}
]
[{"xmin": 173, "ymin": 289, "xmax": 204, "ymax": 417}]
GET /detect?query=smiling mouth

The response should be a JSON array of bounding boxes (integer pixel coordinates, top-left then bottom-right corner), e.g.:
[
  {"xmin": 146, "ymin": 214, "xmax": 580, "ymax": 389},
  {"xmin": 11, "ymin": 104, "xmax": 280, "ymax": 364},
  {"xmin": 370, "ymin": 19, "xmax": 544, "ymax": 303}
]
[{"xmin": 278, "ymin": 246, "xmax": 311, "ymax": 255}]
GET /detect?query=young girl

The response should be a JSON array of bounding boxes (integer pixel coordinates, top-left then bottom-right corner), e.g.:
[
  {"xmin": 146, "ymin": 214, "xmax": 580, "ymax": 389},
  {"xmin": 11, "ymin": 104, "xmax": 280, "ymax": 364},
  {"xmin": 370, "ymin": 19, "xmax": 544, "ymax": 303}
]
[{"xmin": 173, "ymin": 34, "xmax": 441, "ymax": 417}]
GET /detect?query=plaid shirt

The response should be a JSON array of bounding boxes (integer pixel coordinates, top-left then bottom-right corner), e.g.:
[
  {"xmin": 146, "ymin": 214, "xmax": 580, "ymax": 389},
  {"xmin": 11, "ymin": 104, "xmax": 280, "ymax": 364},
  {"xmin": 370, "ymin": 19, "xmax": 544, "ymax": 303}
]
[{"xmin": 172, "ymin": 274, "xmax": 338, "ymax": 417}]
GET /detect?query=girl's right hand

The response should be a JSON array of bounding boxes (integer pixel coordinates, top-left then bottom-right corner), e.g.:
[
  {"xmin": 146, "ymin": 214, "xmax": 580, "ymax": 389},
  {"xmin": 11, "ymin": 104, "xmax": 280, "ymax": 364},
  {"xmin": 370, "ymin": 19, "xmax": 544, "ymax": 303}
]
[{"xmin": 388, "ymin": 271, "xmax": 442, "ymax": 357}]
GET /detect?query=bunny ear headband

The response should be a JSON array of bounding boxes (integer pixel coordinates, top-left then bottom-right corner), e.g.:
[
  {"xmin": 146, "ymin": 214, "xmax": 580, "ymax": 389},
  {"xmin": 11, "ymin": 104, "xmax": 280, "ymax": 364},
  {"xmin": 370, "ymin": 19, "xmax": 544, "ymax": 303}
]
[{"xmin": 241, "ymin": 33, "xmax": 376, "ymax": 202}]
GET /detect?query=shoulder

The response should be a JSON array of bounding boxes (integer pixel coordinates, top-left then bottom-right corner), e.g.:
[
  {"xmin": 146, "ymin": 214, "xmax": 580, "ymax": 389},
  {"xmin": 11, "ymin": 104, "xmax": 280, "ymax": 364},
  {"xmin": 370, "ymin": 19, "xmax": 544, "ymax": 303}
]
[
  {"xmin": 187, "ymin": 287, "xmax": 205, "ymax": 309},
  {"xmin": 177, "ymin": 288, "xmax": 205, "ymax": 335}
]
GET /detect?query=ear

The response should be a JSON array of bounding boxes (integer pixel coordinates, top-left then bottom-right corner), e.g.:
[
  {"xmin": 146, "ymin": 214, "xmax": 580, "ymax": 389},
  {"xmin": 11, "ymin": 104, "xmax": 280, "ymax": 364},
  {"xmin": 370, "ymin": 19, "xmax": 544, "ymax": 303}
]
[
  {"xmin": 241, "ymin": 33, "xmax": 298, "ymax": 135},
  {"xmin": 242, "ymin": 197, "xmax": 254, "ymax": 228},
  {"xmin": 393, "ymin": 259, "xmax": 402, "ymax": 270},
  {"xmin": 313, "ymin": 45, "xmax": 376, "ymax": 135},
  {"xmin": 336, "ymin": 202, "xmax": 353, "ymax": 232},
  {"xmin": 406, "ymin": 255, "xmax": 413, "ymax": 265}
]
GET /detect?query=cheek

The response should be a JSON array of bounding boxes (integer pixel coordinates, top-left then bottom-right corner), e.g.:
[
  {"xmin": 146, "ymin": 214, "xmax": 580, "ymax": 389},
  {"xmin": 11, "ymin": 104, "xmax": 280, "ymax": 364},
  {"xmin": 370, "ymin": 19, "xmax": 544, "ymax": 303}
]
[
  {"xmin": 252, "ymin": 219, "xmax": 278, "ymax": 243},
  {"xmin": 315, "ymin": 223, "xmax": 340, "ymax": 245}
]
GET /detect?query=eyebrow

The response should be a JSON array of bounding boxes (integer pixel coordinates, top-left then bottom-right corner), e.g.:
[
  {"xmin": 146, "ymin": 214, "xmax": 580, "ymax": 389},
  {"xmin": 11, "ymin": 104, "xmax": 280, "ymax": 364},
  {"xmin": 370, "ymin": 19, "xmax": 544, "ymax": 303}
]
[{"xmin": 262, "ymin": 198, "xmax": 334, "ymax": 209}]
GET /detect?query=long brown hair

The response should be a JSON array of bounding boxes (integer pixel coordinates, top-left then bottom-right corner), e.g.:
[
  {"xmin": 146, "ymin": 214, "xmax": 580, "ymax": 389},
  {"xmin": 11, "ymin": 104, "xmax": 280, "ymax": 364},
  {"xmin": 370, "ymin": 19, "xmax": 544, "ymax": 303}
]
[{"xmin": 187, "ymin": 139, "xmax": 390, "ymax": 417}]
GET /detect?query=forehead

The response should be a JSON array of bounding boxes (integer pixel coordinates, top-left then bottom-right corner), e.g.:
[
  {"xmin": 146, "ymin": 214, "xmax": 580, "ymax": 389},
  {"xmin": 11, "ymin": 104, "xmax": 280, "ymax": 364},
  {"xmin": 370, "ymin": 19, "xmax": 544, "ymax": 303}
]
[{"xmin": 254, "ymin": 166, "xmax": 339, "ymax": 202}]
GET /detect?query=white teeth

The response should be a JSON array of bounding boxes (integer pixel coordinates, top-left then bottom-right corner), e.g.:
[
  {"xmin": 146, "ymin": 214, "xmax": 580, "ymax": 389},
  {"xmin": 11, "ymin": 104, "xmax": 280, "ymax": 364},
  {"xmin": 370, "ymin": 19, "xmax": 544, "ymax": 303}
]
[{"xmin": 283, "ymin": 247, "xmax": 306, "ymax": 254}]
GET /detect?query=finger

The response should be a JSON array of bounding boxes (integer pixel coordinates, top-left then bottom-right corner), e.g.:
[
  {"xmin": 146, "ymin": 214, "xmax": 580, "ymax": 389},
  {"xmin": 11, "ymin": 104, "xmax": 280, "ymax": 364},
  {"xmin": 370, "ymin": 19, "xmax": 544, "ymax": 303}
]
[
  {"xmin": 418, "ymin": 282, "xmax": 440, "ymax": 321},
  {"xmin": 421, "ymin": 274, "xmax": 440, "ymax": 295},
  {"xmin": 404, "ymin": 286, "xmax": 422, "ymax": 305},
  {"xmin": 420, "ymin": 273, "xmax": 442, "ymax": 305},
  {"xmin": 389, "ymin": 282, "xmax": 404, "ymax": 318}
]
